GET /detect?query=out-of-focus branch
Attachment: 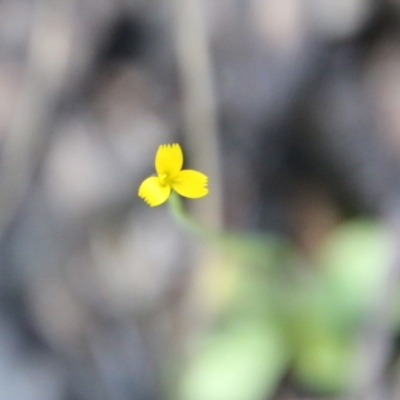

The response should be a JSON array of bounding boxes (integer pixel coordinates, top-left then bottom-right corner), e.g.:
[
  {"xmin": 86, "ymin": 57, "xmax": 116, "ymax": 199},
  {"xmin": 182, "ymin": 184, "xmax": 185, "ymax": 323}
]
[
  {"xmin": 171, "ymin": 0, "xmax": 223, "ymax": 229},
  {"xmin": 0, "ymin": 0, "xmax": 75, "ymax": 236}
]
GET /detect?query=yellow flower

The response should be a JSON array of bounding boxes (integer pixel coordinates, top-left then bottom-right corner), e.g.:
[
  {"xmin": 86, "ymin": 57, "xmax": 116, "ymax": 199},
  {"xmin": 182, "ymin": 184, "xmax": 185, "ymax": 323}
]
[{"xmin": 138, "ymin": 143, "xmax": 208, "ymax": 206}]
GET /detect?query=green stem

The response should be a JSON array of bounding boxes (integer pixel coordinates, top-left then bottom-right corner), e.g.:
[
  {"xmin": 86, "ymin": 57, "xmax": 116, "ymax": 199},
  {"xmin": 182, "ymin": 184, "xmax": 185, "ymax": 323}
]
[
  {"xmin": 167, "ymin": 192, "xmax": 291, "ymax": 270},
  {"xmin": 168, "ymin": 191, "xmax": 214, "ymax": 238}
]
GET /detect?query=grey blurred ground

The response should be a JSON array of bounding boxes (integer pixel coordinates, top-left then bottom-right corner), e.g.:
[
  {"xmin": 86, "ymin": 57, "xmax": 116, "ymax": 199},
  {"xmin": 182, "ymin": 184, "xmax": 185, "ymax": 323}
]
[{"xmin": 0, "ymin": 0, "xmax": 400, "ymax": 399}]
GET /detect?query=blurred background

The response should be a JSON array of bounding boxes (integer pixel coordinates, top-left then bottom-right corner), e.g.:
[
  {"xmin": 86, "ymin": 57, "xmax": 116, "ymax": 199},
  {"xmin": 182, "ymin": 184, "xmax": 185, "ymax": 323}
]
[{"xmin": 1, "ymin": 0, "xmax": 400, "ymax": 399}]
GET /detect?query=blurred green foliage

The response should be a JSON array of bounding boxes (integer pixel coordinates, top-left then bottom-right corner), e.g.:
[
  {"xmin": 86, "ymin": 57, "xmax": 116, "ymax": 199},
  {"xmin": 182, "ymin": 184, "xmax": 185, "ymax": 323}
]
[{"xmin": 178, "ymin": 219, "xmax": 393, "ymax": 400}]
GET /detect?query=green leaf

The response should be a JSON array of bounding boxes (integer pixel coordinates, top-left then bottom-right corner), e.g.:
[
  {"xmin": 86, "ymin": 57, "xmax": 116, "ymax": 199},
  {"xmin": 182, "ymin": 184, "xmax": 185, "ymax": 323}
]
[
  {"xmin": 317, "ymin": 219, "xmax": 391, "ymax": 317},
  {"xmin": 293, "ymin": 333, "xmax": 354, "ymax": 393},
  {"xmin": 180, "ymin": 320, "xmax": 288, "ymax": 400}
]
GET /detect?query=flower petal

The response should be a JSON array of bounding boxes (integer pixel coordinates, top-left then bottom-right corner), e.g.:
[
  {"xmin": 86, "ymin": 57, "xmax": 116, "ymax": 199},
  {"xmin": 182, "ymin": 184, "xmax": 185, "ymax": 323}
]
[
  {"xmin": 171, "ymin": 170, "xmax": 208, "ymax": 198},
  {"xmin": 138, "ymin": 176, "xmax": 171, "ymax": 206},
  {"xmin": 155, "ymin": 143, "xmax": 183, "ymax": 178}
]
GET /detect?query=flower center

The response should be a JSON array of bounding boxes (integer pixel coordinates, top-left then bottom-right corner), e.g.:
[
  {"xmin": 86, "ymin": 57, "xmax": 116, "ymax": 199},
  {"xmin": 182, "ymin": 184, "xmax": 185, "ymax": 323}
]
[{"xmin": 158, "ymin": 173, "xmax": 170, "ymax": 187}]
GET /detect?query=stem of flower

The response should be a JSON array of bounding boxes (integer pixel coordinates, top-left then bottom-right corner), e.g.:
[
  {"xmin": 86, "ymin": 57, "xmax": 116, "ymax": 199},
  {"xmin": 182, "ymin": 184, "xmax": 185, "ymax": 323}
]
[
  {"xmin": 168, "ymin": 191, "xmax": 290, "ymax": 271},
  {"xmin": 168, "ymin": 191, "xmax": 214, "ymax": 238}
]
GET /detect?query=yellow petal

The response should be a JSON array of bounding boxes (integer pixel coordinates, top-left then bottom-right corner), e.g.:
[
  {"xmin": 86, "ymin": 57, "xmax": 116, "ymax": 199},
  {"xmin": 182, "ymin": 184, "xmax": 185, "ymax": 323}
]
[
  {"xmin": 138, "ymin": 176, "xmax": 171, "ymax": 206},
  {"xmin": 155, "ymin": 143, "xmax": 183, "ymax": 178},
  {"xmin": 171, "ymin": 170, "xmax": 209, "ymax": 198}
]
